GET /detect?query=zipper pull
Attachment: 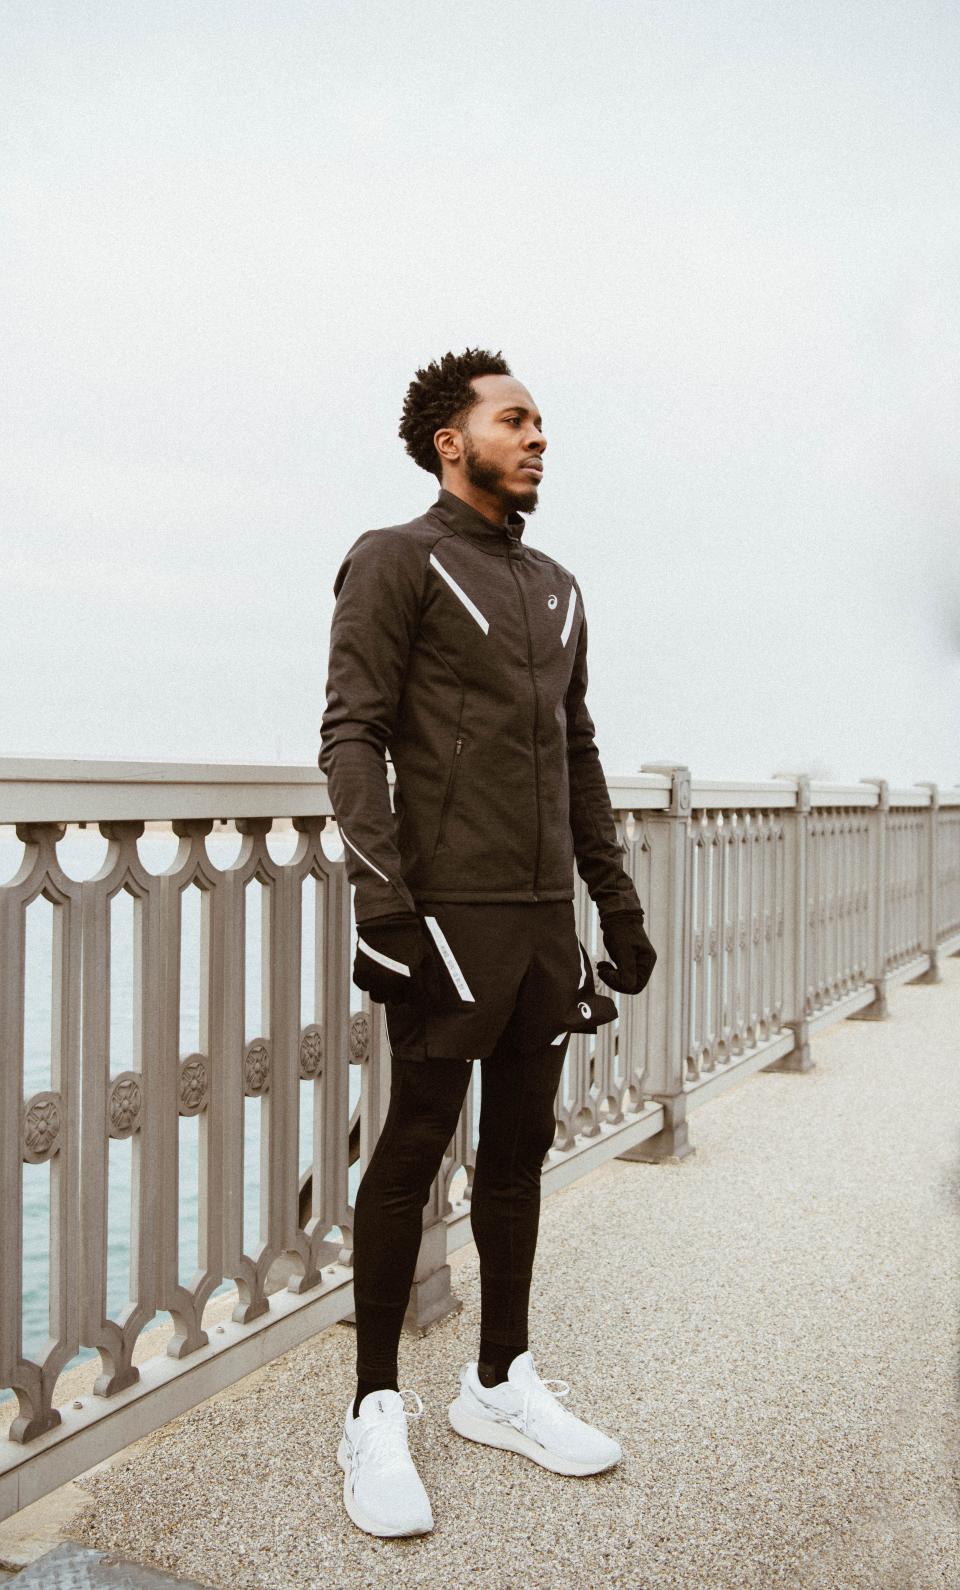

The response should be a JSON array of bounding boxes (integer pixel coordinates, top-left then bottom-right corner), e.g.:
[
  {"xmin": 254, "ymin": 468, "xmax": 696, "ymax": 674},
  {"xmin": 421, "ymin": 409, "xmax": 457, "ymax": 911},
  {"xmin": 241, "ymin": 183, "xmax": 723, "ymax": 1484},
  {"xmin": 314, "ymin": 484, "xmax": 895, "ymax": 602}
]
[{"xmin": 455, "ymin": 737, "xmax": 463, "ymax": 754}]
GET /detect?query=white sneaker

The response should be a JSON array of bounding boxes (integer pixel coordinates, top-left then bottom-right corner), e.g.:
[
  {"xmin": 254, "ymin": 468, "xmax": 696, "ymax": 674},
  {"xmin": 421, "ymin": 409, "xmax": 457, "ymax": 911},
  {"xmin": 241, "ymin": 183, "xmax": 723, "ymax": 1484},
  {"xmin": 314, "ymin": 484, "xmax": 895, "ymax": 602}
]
[
  {"xmin": 337, "ymin": 1387, "xmax": 434, "ymax": 1536},
  {"xmin": 447, "ymin": 1350, "xmax": 622, "ymax": 1476}
]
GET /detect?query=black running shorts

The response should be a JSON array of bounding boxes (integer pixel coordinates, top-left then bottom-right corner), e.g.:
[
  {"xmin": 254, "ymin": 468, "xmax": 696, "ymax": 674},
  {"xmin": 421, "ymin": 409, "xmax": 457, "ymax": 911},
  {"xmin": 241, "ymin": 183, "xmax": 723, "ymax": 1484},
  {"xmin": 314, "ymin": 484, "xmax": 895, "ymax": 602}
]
[{"xmin": 383, "ymin": 900, "xmax": 588, "ymax": 1061}]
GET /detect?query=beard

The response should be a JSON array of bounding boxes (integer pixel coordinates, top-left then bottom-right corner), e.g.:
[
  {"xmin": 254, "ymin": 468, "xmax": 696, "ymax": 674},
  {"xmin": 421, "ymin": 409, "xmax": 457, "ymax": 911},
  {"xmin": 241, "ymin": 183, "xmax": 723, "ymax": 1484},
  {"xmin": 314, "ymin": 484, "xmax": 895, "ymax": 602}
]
[{"xmin": 463, "ymin": 433, "xmax": 539, "ymax": 515}]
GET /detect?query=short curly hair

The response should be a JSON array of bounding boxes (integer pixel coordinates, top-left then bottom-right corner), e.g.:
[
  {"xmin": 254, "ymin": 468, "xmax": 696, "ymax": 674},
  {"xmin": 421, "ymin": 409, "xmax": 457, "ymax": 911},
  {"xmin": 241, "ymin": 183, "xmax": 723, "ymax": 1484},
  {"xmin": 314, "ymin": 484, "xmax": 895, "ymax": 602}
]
[{"xmin": 399, "ymin": 347, "xmax": 512, "ymax": 477}]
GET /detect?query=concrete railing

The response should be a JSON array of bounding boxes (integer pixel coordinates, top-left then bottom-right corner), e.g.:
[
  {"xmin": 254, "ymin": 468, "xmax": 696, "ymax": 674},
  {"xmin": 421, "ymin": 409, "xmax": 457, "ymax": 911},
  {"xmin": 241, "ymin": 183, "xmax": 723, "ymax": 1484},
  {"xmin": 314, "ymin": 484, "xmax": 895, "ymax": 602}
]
[{"xmin": 1, "ymin": 757, "xmax": 958, "ymax": 1519}]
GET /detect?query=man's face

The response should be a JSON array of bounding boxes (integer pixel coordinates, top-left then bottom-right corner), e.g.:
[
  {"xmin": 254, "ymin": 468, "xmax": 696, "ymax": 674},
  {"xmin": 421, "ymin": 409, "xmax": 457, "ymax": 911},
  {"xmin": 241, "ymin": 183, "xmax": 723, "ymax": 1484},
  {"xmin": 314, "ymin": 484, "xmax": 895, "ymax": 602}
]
[{"xmin": 452, "ymin": 374, "xmax": 547, "ymax": 514}]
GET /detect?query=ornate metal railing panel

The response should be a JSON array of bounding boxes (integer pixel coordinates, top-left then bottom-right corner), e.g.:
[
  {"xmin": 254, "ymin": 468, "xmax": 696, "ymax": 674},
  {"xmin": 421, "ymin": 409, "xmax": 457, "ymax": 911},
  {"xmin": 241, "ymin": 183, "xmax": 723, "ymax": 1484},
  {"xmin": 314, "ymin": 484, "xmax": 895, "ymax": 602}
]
[
  {"xmin": 884, "ymin": 807, "xmax": 927, "ymax": 973},
  {"xmin": 686, "ymin": 807, "xmax": 787, "ymax": 1083},
  {"xmin": 938, "ymin": 805, "xmax": 960, "ymax": 941},
  {"xmin": 0, "ymin": 824, "xmax": 81, "ymax": 1443},
  {"xmin": 806, "ymin": 806, "xmax": 871, "ymax": 1015}
]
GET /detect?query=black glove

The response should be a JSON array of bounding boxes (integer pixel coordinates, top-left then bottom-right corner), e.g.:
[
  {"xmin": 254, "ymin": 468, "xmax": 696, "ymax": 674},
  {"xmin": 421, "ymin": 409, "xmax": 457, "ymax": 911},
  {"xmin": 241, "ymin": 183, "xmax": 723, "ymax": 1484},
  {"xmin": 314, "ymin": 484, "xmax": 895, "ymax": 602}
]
[
  {"xmin": 596, "ymin": 908, "xmax": 657, "ymax": 995},
  {"xmin": 353, "ymin": 912, "xmax": 457, "ymax": 1008}
]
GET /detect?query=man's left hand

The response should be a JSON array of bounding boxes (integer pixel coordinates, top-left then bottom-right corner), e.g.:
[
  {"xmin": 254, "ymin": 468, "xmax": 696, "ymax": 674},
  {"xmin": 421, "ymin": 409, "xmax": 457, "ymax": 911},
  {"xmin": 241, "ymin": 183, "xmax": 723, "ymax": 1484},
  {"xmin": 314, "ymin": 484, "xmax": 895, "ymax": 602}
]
[{"xmin": 596, "ymin": 909, "xmax": 657, "ymax": 995}]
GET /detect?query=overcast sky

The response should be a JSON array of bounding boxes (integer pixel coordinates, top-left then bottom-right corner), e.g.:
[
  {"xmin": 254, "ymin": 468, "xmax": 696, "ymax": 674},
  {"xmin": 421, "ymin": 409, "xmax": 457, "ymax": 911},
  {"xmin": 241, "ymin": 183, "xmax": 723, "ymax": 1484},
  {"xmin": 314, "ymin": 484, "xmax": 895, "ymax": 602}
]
[{"xmin": 3, "ymin": 0, "xmax": 958, "ymax": 791}]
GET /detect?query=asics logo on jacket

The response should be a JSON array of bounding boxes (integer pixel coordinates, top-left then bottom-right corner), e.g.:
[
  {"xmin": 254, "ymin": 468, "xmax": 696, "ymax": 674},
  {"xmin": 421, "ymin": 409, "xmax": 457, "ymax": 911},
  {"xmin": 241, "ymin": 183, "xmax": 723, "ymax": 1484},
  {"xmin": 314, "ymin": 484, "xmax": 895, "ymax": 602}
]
[{"xmin": 318, "ymin": 488, "xmax": 642, "ymax": 927}]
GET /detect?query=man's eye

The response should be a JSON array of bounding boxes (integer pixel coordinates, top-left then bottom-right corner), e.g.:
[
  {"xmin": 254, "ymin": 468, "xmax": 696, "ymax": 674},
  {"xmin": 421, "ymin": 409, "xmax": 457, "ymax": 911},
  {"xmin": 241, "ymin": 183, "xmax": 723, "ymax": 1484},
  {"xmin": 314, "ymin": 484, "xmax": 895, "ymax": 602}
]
[{"xmin": 506, "ymin": 416, "xmax": 521, "ymax": 426}]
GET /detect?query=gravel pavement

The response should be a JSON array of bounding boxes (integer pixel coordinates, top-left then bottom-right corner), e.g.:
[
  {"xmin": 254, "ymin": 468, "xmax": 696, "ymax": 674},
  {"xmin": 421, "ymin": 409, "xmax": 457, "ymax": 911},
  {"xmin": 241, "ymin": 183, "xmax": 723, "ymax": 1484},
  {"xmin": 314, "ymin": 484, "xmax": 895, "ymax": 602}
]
[{"xmin": 63, "ymin": 957, "xmax": 960, "ymax": 1589}]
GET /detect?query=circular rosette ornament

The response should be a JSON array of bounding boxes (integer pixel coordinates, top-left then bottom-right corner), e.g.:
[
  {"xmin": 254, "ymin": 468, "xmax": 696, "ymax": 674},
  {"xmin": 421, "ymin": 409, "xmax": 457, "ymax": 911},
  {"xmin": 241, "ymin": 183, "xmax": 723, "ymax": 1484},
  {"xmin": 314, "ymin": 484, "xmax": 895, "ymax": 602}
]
[
  {"xmin": 243, "ymin": 1040, "xmax": 271, "ymax": 1096},
  {"xmin": 22, "ymin": 1091, "xmax": 63, "ymax": 1163},
  {"xmin": 299, "ymin": 1025, "xmax": 324, "ymax": 1079},
  {"xmin": 178, "ymin": 1054, "xmax": 209, "ymax": 1115},
  {"xmin": 109, "ymin": 1071, "xmax": 143, "ymax": 1137}
]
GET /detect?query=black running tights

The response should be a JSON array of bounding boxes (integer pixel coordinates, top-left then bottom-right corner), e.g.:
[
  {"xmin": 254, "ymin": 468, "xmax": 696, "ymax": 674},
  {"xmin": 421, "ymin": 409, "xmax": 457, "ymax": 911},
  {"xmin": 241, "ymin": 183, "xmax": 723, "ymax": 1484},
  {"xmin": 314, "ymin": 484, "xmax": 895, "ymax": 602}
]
[{"xmin": 351, "ymin": 1040, "xmax": 569, "ymax": 1383}]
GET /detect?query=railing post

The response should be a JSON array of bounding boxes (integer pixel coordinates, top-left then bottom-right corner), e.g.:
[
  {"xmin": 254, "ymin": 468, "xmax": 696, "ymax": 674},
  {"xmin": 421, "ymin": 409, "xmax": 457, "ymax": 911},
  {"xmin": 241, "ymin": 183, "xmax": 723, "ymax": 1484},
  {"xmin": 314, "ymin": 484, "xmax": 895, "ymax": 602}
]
[
  {"xmin": 617, "ymin": 762, "xmax": 694, "ymax": 1163},
  {"xmin": 848, "ymin": 778, "xmax": 890, "ymax": 1020},
  {"xmin": 907, "ymin": 782, "xmax": 941, "ymax": 984},
  {"xmin": 764, "ymin": 773, "xmax": 813, "ymax": 1072}
]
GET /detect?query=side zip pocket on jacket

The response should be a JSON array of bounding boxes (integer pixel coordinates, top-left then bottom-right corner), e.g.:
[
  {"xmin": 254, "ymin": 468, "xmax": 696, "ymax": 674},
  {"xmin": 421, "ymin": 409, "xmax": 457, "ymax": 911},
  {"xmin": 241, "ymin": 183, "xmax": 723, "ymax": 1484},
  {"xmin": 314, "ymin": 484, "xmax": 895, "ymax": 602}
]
[{"xmin": 433, "ymin": 732, "xmax": 463, "ymax": 857}]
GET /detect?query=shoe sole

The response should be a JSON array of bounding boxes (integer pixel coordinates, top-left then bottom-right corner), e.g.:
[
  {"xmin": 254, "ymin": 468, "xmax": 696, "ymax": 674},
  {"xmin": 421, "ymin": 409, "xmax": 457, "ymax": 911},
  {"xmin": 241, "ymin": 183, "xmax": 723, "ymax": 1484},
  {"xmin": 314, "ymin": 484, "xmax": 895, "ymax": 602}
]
[
  {"xmin": 337, "ymin": 1436, "xmax": 434, "ymax": 1537},
  {"xmin": 446, "ymin": 1397, "xmax": 620, "ymax": 1476}
]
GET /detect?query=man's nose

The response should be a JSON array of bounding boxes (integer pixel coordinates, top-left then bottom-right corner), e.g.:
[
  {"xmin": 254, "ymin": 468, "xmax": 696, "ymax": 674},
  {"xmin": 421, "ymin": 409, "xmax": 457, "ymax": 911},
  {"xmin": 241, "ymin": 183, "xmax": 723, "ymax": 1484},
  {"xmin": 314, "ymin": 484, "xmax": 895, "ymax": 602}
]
[{"xmin": 526, "ymin": 427, "xmax": 547, "ymax": 453}]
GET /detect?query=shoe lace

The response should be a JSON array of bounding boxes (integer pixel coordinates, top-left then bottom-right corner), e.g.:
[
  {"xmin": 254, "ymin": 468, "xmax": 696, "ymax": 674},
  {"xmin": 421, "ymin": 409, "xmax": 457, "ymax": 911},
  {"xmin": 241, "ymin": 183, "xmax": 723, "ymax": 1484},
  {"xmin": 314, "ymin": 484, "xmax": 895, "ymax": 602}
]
[
  {"xmin": 516, "ymin": 1377, "xmax": 570, "ymax": 1433},
  {"xmin": 354, "ymin": 1388, "xmax": 424, "ymax": 1469}
]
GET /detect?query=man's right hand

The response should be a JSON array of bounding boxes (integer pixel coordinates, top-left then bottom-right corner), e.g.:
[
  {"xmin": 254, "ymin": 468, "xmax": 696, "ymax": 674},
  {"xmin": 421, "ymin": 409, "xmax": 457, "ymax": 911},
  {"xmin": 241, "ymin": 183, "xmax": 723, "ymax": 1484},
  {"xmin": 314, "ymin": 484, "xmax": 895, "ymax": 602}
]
[
  {"xmin": 353, "ymin": 912, "xmax": 445, "ymax": 1006},
  {"xmin": 596, "ymin": 908, "xmax": 657, "ymax": 995}
]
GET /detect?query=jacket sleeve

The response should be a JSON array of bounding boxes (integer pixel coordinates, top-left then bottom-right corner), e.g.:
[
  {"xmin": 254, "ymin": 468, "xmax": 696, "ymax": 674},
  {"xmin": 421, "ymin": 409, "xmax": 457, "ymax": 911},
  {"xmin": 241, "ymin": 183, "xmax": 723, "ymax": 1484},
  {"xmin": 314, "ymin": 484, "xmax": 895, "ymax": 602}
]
[
  {"xmin": 318, "ymin": 529, "xmax": 424, "ymax": 924},
  {"xmin": 565, "ymin": 596, "xmax": 645, "ymax": 920}
]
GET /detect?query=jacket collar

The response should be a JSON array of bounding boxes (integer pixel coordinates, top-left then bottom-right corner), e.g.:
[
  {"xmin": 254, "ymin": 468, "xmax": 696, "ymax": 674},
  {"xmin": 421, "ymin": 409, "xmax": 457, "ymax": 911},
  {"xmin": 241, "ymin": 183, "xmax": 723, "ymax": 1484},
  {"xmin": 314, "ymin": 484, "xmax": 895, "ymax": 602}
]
[{"xmin": 427, "ymin": 487, "xmax": 526, "ymax": 551}]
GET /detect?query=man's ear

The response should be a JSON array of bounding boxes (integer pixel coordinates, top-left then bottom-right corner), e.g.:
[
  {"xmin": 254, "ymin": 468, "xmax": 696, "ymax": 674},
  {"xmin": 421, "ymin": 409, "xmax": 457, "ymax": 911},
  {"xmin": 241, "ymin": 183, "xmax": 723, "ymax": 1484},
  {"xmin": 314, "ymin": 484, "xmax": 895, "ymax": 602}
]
[{"xmin": 433, "ymin": 426, "xmax": 462, "ymax": 467}]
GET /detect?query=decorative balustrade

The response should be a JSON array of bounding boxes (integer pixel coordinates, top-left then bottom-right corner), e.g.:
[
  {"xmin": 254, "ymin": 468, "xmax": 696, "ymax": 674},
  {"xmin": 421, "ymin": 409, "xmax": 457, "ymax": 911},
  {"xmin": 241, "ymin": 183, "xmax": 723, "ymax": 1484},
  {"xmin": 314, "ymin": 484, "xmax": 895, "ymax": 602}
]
[{"xmin": 1, "ymin": 757, "xmax": 957, "ymax": 1518}]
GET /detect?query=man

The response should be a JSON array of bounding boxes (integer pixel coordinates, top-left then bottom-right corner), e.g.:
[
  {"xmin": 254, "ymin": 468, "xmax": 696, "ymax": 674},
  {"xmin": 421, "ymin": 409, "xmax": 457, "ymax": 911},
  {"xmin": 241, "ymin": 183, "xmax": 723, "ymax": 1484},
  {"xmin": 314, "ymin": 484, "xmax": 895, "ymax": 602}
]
[{"xmin": 319, "ymin": 347, "xmax": 656, "ymax": 1538}]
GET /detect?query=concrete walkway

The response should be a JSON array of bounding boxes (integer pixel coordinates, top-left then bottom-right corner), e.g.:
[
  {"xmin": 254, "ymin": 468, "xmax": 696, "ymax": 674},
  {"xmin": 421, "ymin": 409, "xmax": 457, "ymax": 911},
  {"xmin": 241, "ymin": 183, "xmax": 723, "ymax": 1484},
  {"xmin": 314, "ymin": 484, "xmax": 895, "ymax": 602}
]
[{"xmin": 25, "ymin": 959, "xmax": 960, "ymax": 1587}]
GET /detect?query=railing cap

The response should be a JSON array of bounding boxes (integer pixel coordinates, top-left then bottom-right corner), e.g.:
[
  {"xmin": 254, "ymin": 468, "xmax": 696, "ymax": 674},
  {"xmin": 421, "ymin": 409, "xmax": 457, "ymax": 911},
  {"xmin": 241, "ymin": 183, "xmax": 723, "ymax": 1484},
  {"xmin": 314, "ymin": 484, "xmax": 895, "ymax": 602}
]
[
  {"xmin": 0, "ymin": 758, "xmax": 336, "ymax": 824},
  {"xmin": 1, "ymin": 758, "xmax": 957, "ymax": 825}
]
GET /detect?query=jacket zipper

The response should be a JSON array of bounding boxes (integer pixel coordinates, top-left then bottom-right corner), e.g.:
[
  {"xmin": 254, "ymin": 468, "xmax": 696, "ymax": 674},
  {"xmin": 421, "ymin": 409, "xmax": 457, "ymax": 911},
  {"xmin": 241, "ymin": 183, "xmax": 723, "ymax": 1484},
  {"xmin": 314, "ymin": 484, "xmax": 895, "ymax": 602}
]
[
  {"xmin": 506, "ymin": 551, "xmax": 542, "ymax": 894},
  {"xmin": 434, "ymin": 730, "xmax": 463, "ymax": 857}
]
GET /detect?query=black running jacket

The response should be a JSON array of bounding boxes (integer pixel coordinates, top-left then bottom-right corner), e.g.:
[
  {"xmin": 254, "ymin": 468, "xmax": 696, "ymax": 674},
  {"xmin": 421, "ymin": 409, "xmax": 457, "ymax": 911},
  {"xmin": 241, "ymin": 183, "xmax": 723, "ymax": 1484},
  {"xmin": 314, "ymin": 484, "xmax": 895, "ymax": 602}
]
[{"xmin": 318, "ymin": 488, "xmax": 644, "ymax": 927}]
